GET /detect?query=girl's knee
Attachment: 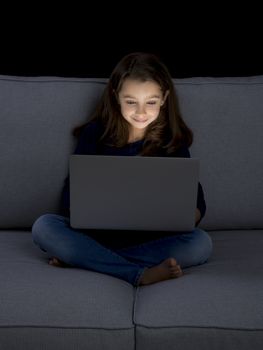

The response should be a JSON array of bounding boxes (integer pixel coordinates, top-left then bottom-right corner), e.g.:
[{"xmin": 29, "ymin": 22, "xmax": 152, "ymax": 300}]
[
  {"xmin": 32, "ymin": 214, "xmax": 53, "ymax": 234},
  {"xmin": 192, "ymin": 228, "xmax": 213, "ymax": 264},
  {"xmin": 168, "ymin": 229, "xmax": 213, "ymax": 267},
  {"xmin": 32, "ymin": 213, "xmax": 67, "ymax": 229},
  {"xmin": 31, "ymin": 213, "xmax": 67, "ymax": 245}
]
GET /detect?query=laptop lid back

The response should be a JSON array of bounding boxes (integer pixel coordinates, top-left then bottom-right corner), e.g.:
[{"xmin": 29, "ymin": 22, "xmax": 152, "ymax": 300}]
[{"xmin": 69, "ymin": 155, "xmax": 199, "ymax": 232}]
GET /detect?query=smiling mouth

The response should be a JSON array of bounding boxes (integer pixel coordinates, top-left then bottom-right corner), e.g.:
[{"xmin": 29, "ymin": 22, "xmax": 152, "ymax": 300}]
[{"xmin": 134, "ymin": 118, "xmax": 147, "ymax": 122}]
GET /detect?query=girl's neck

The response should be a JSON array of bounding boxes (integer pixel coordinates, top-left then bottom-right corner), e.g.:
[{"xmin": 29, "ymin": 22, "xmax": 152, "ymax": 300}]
[
  {"xmin": 127, "ymin": 136, "xmax": 145, "ymax": 144},
  {"xmin": 128, "ymin": 129, "xmax": 145, "ymax": 144}
]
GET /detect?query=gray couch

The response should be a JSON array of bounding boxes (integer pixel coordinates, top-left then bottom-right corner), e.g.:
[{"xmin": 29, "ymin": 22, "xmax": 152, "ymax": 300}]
[{"xmin": 1, "ymin": 74, "xmax": 263, "ymax": 350}]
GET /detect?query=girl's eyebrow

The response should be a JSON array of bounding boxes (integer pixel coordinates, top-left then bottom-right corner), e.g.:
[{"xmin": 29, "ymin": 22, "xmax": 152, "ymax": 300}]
[{"xmin": 122, "ymin": 94, "xmax": 161, "ymax": 99}]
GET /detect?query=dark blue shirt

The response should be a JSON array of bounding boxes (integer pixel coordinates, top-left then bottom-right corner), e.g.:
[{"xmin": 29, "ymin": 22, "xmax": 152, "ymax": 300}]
[{"xmin": 59, "ymin": 120, "xmax": 206, "ymax": 248}]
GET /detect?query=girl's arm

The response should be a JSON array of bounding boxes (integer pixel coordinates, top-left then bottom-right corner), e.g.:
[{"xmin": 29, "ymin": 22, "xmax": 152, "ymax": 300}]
[
  {"xmin": 59, "ymin": 121, "xmax": 101, "ymax": 217},
  {"xmin": 171, "ymin": 147, "xmax": 206, "ymax": 226}
]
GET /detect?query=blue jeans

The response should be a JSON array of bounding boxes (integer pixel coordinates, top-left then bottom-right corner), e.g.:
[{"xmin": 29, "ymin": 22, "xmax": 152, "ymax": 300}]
[{"xmin": 32, "ymin": 214, "xmax": 213, "ymax": 287}]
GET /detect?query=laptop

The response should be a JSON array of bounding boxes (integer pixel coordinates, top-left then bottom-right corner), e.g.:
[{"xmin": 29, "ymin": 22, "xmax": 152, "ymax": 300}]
[{"xmin": 69, "ymin": 155, "xmax": 199, "ymax": 232}]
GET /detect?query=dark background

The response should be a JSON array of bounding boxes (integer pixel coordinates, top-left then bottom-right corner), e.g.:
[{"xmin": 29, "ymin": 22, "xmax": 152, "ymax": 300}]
[{"xmin": 1, "ymin": 6, "xmax": 262, "ymax": 78}]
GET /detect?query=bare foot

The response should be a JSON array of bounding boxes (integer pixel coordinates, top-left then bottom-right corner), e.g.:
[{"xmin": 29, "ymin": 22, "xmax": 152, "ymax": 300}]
[
  {"xmin": 49, "ymin": 257, "xmax": 70, "ymax": 268},
  {"xmin": 138, "ymin": 257, "xmax": 183, "ymax": 286}
]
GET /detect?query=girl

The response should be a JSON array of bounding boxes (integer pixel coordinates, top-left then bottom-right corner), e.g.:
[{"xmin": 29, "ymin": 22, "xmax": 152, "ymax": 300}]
[{"xmin": 32, "ymin": 52, "xmax": 213, "ymax": 286}]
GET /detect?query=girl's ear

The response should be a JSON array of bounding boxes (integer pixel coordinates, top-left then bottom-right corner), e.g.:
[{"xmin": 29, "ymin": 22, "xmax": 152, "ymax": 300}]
[{"xmin": 161, "ymin": 90, "xmax": 170, "ymax": 105}]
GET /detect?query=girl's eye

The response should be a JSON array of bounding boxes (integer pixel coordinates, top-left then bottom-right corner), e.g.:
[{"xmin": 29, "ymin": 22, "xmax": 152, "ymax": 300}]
[
  {"xmin": 147, "ymin": 101, "xmax": 157, "ymax": 105},
  {"xmin": 126, "ymin": 101, "xmax": 136, "ymax": 105}
]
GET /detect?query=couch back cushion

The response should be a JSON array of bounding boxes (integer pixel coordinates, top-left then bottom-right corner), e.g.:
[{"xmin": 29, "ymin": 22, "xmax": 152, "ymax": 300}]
[
  {"xmin": 0, "ymin": 75, "xmax": 262, "ymax": 230},
  {"xmin": 175, "ymin": 76, "xmax": 263, "ymax": 230},
  {"xmin": 0, "ymin": 76, "xmax": 106, "ymax": 229}
]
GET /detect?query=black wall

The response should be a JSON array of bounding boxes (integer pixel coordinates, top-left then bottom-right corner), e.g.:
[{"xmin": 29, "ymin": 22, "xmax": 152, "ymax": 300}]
[
  {"xmin": 2, "ymin": 43, "xmax": 262, "ymax": 78},
  {"xmin": 1, "ymin": 9, "xmax": 262, "ymax": 78}
]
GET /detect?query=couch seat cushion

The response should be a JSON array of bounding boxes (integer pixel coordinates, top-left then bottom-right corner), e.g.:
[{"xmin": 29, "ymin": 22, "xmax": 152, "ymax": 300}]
[
  {"xmin": 0, "ymin": 231, "xmax": 135, "ymax": 349},
  {"xmin": 134, "ymin": 230, "xmax": 263, "ymax": 349}
]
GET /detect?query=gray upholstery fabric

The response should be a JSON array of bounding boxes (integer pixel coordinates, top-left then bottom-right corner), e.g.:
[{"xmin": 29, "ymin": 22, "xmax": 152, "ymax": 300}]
[
  {"xmin": 135, "ymin": 230, "xmax": 263, "ymax": 329},
  {"xmin": 135, "ymin": 229, "xmax": 263, "ymax": 349},
  {"xmin": 1, "ymin": 75, "xmax": 263, "ymax": 230},
  {"xmin": 175, "ymin": 76, "xmax": 263, "ymax": 230},
  {"xmin": 1, "ymin": 230, "xmax": 263, "ymax": 349},
  {"xmin": 0, "ymin": 76, "xmax": 106, "ymax": 228},
  {"xmin": 1, "ymin": 75, "xmax": 263, "ymax": 349},
  {"xmin": 0, "ymin": 231, "xmax": 135, "ymax": 350},
  {"xmin": 136, "ymin": 327, "xmax": 263, "ymax": 350},
  {"xmin": 0, "ymin": 329, "xmax": 134, "ymax": 350},
  {"xmin": 134, "ymin": 230, "xmax": 263, "ymax": 350}
]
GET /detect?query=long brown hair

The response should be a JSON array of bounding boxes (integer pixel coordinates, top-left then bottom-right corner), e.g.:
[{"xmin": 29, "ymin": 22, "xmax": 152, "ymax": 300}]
[{"xmin": 73, "ymin": 52, "xmax": 193, "ymax": 156}]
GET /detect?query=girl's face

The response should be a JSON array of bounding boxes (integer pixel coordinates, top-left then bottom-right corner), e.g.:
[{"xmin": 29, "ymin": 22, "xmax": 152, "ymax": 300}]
[{"xmin": 118, "ymin": 78, "xmax": 168, "ymax": 142}]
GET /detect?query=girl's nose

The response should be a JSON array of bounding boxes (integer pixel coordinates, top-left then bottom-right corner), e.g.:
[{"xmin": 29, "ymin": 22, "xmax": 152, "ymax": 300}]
[{"xmin": 136, "ymin": 104, "xmax": 146, "ymax": 114}]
